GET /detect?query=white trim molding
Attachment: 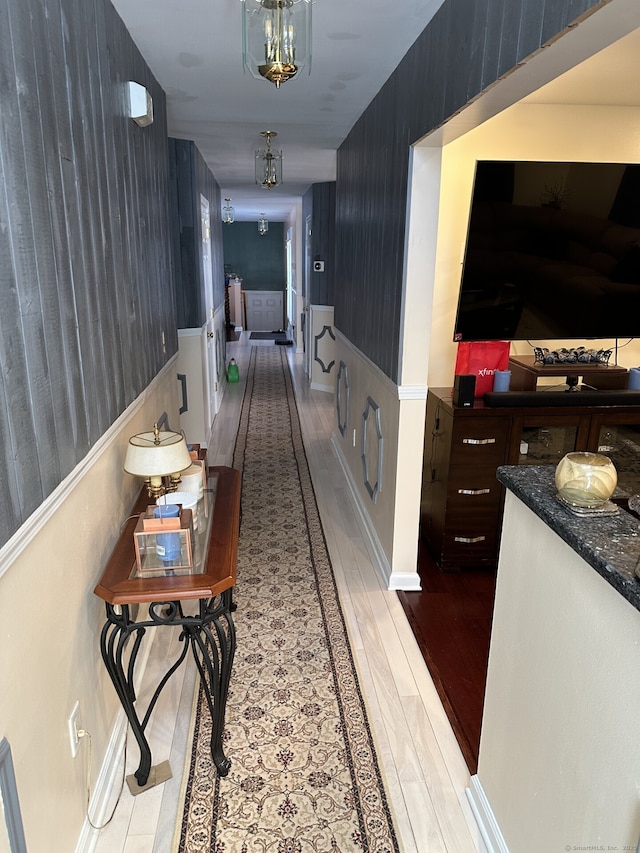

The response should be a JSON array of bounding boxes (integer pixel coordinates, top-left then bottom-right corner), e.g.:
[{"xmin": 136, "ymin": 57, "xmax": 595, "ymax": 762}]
[
  {"xmin": 397, "ymin": 384, "xmax": 428, "ymax": 400},
  {"xmin": 466, "ymin": 775, "xmax": 510, "ymax": 853}
]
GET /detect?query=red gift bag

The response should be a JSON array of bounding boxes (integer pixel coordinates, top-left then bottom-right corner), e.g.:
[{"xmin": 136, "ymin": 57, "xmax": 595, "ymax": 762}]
[{"xmin": 454, "ymin": 341, "xmax": 510, "ymax": 397}]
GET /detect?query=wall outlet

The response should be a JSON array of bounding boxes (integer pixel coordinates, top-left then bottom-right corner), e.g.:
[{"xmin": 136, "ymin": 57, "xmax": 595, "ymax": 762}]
[{"xmin": 68, "ymin": 701, "xmax": 81, "ymax": 758}]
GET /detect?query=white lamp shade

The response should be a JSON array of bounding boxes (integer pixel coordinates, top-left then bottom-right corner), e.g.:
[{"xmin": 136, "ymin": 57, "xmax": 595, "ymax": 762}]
[{"xmin": 124, "ymin": 430, "xmax": 192, "ymax": 477}]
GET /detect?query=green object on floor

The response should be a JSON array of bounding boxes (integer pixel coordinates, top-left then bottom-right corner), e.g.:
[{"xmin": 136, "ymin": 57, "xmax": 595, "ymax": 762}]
[{"xmin": 227, "ymin": 358, "xmax": 239, "ymax": 382}]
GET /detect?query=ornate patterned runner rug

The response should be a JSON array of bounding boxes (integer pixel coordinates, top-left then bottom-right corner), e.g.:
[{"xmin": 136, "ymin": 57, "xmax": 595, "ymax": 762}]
[{"xmin": 174, "ymin": 347, "xmax": 400, "ymax": 853}]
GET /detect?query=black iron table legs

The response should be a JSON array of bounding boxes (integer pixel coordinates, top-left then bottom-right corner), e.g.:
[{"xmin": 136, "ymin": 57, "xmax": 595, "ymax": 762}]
[{"xmin": 99, "ymin": 589, "xmax": 236, "ymax": 787}]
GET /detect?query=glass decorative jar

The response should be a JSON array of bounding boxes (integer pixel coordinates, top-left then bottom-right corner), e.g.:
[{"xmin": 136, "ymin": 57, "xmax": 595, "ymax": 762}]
[{"xmin": 555, "ymin": 452, "xmax": 617, "ymax": 508}]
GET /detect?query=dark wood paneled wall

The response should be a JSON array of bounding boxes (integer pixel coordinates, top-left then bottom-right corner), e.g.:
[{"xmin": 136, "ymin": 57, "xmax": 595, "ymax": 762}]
[
  {"xmin": 335, "ymin": 0, "xmax": 602, "ymax": 383},
  {"xmin": 169, "ymin": 139, "xmax": 224, "ymax": 329},
  {"xmin": 0, "ymin": 0, "xmax": 175, "ymax": 548}
]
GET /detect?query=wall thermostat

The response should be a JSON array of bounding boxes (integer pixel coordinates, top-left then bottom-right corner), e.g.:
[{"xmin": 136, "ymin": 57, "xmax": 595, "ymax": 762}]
[{"xmin": 313, "ymin": 260, "xmax": 325, "ymax": 272}]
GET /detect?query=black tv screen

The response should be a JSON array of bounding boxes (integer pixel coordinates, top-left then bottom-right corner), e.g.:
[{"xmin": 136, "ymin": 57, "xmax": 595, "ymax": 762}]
[{"xmin": 453, "ymin": 160, "xmax": 640, "ymax": 342}]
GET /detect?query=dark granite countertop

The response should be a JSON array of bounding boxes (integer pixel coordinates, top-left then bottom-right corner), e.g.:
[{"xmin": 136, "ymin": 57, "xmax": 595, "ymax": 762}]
[{"xmin": 497, "ymin": 465, "xmax": 640, "ymax": 613}]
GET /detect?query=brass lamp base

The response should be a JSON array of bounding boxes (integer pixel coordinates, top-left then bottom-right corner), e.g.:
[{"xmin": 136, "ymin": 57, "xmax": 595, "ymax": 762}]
[
  {"xmin": 143, "ymin": 474, "xmax": 183, "ymax": 499},
  {"xmin": 259, "ymin": 62, "xmax": 297, "ymax": 88}
]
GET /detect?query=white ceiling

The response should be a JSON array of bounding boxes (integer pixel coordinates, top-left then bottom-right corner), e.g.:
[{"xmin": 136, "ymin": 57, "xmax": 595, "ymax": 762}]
[
  {"xmin": 110, "ymin": 0, "xmax": 640, "ymax": 222},
  {"xmin": 110, "ymin": 0, "xmax": 445, "ymax": 220}
]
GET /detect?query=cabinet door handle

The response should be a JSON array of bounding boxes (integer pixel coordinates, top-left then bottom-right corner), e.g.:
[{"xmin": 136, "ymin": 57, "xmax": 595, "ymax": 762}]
[
  {"xmin": 457, "ymin": 488, "xmax": 491, "ymax": 495},
  {"xmin": 454, "ymin": 535, "xmax": 486, "ymax": 544},
  {"xmin": 462, "ymin": 437, "xmax": 496, "ymax": 445}
]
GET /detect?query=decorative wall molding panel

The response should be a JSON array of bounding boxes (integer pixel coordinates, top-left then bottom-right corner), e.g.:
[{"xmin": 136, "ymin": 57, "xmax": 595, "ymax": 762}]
[
  {"xmin": 314, "ymin": 325, "xmax": 336, "ymax": 374},
  {"xmin": 361, "ymin": 396, "xmax": 383, "ymax": 503},
  {"xmin": 336, "ymin": 361, "xmax": 350, "ymax": 437},
  {"xmin": 331, "ymin": 434, "xmax": 393, "ymax": 587},
  {"xmin": 0, "ymin": 739, "xmax": 26, "ymax": 853},
  {"xmin": 310, "ymin": 305, "xmax": 335, "ymax": 392}
]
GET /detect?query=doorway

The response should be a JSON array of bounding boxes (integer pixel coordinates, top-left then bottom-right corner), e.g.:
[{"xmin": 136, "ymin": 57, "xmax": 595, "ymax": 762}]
[{"xmin": 201, "ymin": 194, "xmax": 221, "ymax": 420}]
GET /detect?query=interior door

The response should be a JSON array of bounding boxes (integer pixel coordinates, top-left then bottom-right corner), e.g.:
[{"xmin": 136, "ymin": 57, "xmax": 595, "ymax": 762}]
[
  {"xmin": 286, "ymin": 227, "xmax": 294, "ymax": 336},
  {"xmin": 303, "ymin": 213, "xmax": 312, "ymax": 375},
  {"xmin": 201, "ymin": 195, "xmax": 220, "ymax": 422}
]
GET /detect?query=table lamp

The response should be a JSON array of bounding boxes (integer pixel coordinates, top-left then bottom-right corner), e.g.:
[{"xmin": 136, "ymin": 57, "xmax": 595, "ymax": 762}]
[{"xmin": 124, "ymin": 423, "xmax": 192, "ymax": 498}]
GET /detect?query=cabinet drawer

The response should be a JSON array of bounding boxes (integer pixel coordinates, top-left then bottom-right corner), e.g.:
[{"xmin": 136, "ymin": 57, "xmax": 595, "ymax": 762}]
[
  {"xmin": 447, "ymin": 457, "xmax": 504, "ymax": 503},
  {"xmin": 451, "ymin": 417, "xmax": 509, "ymax": 467},
  {"xmin": 440, "ymin": 496, "xmax": 501, "ymax": 566},
  {"xmin": 441, "ymin": 527, "xmax": 499, "ymax": 568},
  {"xmin": 446, "ymin": 480, "xmax": 502, "ymax": 509}
]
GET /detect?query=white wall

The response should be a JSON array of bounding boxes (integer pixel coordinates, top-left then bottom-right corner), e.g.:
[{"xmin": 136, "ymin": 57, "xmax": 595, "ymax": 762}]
[
  {"xmin": 427, "ymin": 102, "xmax": 640, "ymax": 387},
  {"xmin": 475, "ymin": 490, "xmax": 640, "ymax": 851},
  {"xmin": 0, "ymin": 362, "xmax": 182, "ymax": 851}
]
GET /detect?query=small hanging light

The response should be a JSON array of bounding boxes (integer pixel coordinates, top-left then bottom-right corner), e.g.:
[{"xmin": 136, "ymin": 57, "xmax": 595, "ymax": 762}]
[
  {"xmin": 255, "ymin": 131, "xmax": 282, "ymax": 190},
  {"xmin": 222, "ymin": 198, "xmax": 235, "ymax": 224},
  {"xmin": 241, "ymin": 0, "xmax": 312, "ymax": 89},
  {"xmin": 258, "ymin": 213, "xmax": 269, "ymax": 235}
]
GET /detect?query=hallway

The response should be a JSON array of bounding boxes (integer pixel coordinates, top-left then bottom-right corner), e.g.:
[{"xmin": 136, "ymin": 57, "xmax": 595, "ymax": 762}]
[{"xmin": 95, "ymin": 335, "xmax": 486, "ymax": 852}]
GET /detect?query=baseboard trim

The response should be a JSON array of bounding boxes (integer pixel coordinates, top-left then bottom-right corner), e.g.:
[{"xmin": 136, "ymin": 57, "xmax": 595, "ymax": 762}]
[
  {"xmin": 310, "ymin": 381, "xmax": 333, "ymax": 393},
  {"xmin": 386, "ymin": 571, "xmax": 422, "ymax": 591},
  {"xmin": 466, "ymin": 775, "xmax": 510, "ymax": 853}
]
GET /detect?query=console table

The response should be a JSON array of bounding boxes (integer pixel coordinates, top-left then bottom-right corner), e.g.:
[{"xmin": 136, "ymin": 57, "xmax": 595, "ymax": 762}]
[{"xmin": 94, "ymin": 465, "xmax": 241, "ymax": 790}]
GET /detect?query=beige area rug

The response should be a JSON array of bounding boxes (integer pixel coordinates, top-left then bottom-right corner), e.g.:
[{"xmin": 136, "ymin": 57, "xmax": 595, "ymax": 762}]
[{"xmin": 174, "ymin": 346, "xmax": 400, "ymax": 853}]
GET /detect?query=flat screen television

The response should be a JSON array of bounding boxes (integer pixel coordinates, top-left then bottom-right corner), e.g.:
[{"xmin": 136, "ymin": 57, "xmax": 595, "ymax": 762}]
[{"xmin": 453, "ymin": 160, "xmax": 640, "ymax": 342}]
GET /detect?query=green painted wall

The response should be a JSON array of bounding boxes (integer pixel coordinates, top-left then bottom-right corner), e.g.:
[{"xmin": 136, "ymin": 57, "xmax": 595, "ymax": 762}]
[{"xmin": 222, "ymin": 221, "xmax": 285, "ymax": 291}]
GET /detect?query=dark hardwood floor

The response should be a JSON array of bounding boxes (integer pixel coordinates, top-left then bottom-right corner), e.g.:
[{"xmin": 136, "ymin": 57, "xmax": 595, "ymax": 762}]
[{"xmin": 398, "ymin": 543, "xmax": 496, "ymax": 774}]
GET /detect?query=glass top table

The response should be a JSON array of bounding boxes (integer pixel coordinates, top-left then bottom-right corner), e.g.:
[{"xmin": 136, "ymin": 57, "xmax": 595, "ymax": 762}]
[
  {"xmin": 94, "ymin": 465, "xmax": 241, "ymax": 790},
  {"xmin": 95, "ymin": 467, "xmax": 240, "ymax": 605}
]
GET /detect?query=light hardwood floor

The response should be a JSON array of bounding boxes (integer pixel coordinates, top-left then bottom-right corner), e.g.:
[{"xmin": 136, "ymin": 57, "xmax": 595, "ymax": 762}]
[{"xmin": 94, "ymin": 336, "xmax": 487, "ymax": 853}]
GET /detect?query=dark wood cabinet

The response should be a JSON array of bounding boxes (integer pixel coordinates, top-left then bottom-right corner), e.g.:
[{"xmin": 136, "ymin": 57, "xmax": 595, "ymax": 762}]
[{"xmin": 421, "ymin": 388, "xmax": 640, "ymax": 571}]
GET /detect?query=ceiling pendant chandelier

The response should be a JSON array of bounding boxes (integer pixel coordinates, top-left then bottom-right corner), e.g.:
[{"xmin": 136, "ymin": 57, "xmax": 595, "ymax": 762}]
[
  {"xmin": 222, "ymin": 198, "xmax": 235, "ymax": 223},
  {"xmin": 255, "ymin": 131, "xmax": 282, "ymax": 190},
  {"xmin": 241, "ymin": 0, "xmax": 312, "ymax": 89},
  {"xmin": 258, "ymin": 213, "xmax": 269, "ymax": 235}
]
